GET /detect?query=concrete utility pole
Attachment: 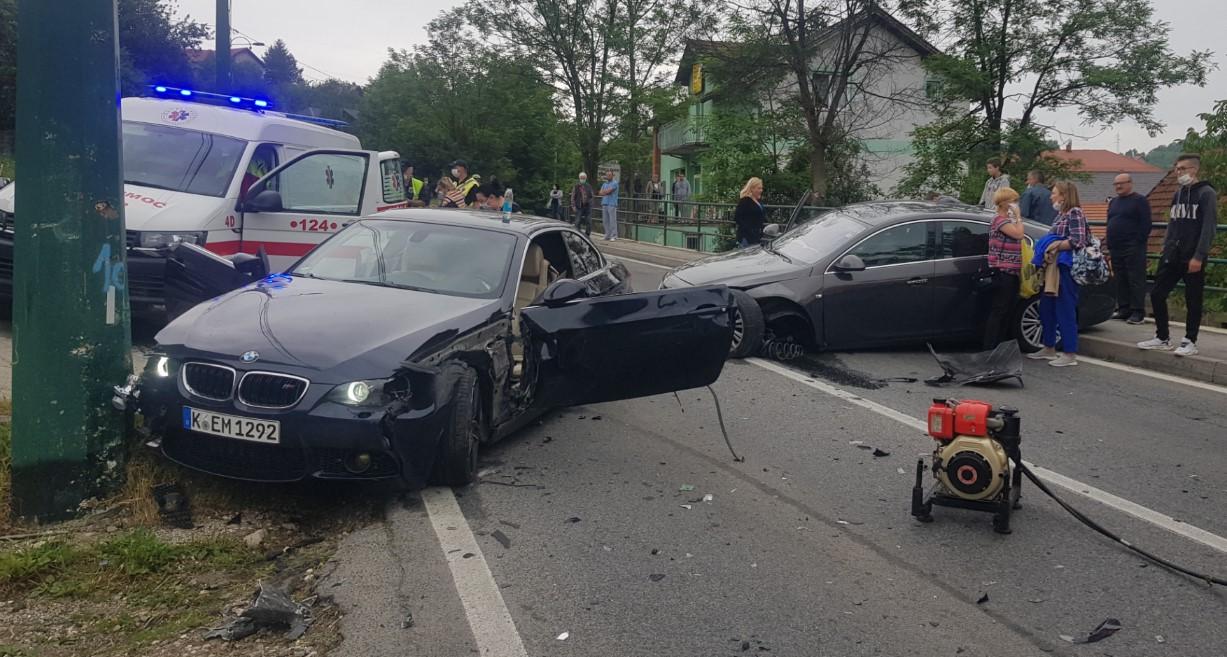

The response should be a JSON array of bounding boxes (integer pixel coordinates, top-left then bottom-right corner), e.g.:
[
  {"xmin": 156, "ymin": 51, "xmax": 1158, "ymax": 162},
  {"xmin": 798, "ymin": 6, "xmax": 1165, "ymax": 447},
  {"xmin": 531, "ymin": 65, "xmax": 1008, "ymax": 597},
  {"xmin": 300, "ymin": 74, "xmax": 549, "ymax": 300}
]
[
  {"xmin": 11, "ymin": 0, "xmax": 131, "ymax": 521},
  {"xmin": 215, "ymin": 0, "xmax": 231, "ymax": 89}
]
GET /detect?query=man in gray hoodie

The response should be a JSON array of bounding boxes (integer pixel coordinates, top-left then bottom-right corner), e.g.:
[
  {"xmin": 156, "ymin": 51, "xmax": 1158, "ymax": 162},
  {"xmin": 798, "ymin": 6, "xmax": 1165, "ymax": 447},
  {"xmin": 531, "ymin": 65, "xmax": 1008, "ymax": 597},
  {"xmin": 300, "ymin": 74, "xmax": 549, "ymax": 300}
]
[{"xmin": 1137, "ymin": 154, "xmax": 1219, "ymax": 357}]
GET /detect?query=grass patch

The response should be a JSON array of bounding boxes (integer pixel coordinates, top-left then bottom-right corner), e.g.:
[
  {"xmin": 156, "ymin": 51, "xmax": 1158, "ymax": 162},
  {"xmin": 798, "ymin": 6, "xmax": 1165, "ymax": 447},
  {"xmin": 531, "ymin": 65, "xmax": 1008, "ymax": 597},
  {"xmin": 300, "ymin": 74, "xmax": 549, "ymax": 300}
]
[{"xmin": 1, "ymin": 419, "xmax": 11, "ymax": 535}]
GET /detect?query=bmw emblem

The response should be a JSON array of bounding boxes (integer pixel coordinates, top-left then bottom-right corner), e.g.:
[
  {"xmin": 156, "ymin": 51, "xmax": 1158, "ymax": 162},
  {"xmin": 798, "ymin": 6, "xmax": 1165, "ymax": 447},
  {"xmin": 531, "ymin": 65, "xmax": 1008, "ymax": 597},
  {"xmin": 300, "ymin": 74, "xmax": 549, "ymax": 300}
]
[{"xmin": 240, "ymin": 350, "xmax": 260, "ymax": 363}]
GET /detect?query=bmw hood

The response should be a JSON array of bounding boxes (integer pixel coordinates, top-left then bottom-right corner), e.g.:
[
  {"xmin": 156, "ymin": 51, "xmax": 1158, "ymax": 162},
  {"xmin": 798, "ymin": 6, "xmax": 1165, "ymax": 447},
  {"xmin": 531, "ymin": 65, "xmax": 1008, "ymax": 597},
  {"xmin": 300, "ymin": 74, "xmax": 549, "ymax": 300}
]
[
  {"xmin": 155, "ymin": 275, "xmax": 497, "ymax": 381},
  {"xmin": 667, "ymin": 246, "xmax": 808, "ymax": 288},
  {"xmin": 0, "ymin": 181, "xmax": 227, "ymax": 231}
]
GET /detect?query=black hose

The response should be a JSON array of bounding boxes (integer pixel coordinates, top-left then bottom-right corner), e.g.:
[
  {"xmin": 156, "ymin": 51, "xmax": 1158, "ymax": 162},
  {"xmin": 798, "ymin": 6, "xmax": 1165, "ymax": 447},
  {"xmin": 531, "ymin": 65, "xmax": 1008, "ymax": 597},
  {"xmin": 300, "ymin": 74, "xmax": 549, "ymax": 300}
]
[
  {"xmin": 706, "ymin": 385, "xmax": 744, "ymax": 463},
  {"xmin": 1017, "ymin": 462, "xmax": 1227, "ymax": 587}
]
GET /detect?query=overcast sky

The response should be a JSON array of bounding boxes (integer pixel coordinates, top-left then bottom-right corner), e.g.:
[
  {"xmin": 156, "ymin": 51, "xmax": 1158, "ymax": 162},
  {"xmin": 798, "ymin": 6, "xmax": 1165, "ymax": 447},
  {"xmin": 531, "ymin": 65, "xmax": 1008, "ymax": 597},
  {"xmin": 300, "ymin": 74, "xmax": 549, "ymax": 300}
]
[{"xmin": 177, "ymin": 0, "xmax": 1224, "ymax": 153}]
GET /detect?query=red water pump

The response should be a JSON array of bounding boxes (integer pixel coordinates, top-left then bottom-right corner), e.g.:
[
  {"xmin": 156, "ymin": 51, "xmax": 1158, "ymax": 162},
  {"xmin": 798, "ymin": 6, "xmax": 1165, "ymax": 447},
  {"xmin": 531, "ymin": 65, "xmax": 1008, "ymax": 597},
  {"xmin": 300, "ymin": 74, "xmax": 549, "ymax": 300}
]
[{"xmin": 912, "ymin": 399, "xmax": 1023, "ymax": 534}]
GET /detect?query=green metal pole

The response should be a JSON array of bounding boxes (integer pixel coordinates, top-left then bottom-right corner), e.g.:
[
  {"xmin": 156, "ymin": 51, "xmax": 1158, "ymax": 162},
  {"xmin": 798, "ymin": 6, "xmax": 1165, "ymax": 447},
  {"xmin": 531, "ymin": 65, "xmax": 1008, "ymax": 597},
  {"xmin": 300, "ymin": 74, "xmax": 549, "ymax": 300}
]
[
  {"xmin": 215, "ymin": 0, "xmax": 230, "ymax": 89},
  {"xmin": 11, "ymin": 0, "xmax": 131, "ymax": 521}
]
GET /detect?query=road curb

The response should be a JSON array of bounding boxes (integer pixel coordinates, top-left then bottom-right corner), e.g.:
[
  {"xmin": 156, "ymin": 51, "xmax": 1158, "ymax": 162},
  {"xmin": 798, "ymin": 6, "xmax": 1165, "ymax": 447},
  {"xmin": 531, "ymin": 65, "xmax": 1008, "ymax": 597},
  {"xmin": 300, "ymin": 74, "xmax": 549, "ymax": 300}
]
[{"xmin": 1079, "ymin": 334, "xmax": 1225, "ymax": 385}]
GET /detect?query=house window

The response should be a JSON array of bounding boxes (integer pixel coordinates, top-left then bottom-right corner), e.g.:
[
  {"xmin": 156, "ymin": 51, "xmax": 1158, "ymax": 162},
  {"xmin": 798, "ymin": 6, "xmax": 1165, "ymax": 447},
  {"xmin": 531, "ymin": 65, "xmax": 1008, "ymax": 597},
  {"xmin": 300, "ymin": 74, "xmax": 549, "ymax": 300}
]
[{"xmin": 925, "ymin": 77, "xmax": 943, "ymax": 101}]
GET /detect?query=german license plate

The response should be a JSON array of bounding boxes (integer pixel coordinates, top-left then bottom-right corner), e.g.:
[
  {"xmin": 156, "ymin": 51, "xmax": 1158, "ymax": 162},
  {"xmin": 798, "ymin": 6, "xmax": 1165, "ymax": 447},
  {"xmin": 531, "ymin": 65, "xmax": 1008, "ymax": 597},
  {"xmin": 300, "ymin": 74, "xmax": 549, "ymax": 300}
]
[{"xmin": 183, "ymin": 407, "xmax": 280, "ymax": 444}]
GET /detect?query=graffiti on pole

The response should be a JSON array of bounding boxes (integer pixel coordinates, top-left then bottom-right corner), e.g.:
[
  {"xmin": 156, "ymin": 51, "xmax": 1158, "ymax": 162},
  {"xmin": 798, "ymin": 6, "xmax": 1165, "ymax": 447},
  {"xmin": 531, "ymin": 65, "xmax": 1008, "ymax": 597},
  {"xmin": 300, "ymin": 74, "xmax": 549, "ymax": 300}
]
[{"xmin": 91, "ymin": 242, "xmax": 126, "ymax": 325}]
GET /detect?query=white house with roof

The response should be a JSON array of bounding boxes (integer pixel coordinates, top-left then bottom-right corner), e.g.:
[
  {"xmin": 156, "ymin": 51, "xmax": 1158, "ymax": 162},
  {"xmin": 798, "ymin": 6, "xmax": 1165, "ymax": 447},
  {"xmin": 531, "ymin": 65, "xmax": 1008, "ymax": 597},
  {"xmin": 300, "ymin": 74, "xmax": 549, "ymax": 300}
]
[{"xmin": 655, "ymin": 8, "xmax": 940, "ymax": 198}]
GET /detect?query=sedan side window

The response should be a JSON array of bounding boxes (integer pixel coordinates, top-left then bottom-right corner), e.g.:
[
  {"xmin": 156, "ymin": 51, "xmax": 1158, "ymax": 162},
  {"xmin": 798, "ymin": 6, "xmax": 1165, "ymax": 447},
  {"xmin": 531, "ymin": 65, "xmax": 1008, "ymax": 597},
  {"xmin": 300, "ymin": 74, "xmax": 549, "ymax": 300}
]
[
  {"xmin": 562, "ymin": 231, "xmax": 603, "ymax": 278},
  {"xmin": 941, "ymin": 221, "xmax": 989, "ymax": 259},
  {"xmin": 848, "ymin": 223, "xmax": 929, "ymax": 268}
]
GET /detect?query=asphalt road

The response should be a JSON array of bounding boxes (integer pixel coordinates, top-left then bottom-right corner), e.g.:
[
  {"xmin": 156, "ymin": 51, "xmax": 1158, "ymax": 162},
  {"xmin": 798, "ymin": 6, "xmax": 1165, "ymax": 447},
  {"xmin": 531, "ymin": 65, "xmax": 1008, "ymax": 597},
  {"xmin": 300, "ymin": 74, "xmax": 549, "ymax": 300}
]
[{"xmin": 321, "ymin": 257, "xmax": 1227, "ymax": 657}]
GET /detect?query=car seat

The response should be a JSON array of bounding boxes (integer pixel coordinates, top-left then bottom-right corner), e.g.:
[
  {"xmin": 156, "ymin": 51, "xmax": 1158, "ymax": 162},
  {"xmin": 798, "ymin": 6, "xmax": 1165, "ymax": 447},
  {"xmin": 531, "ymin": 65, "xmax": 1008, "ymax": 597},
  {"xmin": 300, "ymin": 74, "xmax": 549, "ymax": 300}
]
[{"xmin": 511, "ymin": 244, "xmax": 553, "ymax": 379}]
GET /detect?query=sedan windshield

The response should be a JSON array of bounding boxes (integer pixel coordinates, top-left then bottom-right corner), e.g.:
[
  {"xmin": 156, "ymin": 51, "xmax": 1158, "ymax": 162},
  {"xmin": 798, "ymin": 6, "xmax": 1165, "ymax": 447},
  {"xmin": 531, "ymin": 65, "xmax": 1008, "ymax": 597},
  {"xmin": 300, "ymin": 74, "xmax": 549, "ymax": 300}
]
[
  {"xmin": 291, "ymin": 220, "xmax": 517, "ymax": 299},
  {"xmin": 122, "ymin": 121, "xmax": 246, "ymax": 197},
  {"xmin": 770, "ymin": 211, "xmax": 868, "ymax": 264}
]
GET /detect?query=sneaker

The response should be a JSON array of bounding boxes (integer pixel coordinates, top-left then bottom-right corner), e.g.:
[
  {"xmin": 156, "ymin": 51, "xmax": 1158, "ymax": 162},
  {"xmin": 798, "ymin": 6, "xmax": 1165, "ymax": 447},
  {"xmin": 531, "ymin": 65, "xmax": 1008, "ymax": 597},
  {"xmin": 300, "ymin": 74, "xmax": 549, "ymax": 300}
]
[
  {"xmin": 1111, "ymin": 309, "xmax": 1130, "ymax": 320},
  {"xmin": 1137, "ymin": 337, "xmax": 1172, "ymax": 351},
  {"xmin": 1174, "ymin": 339, "xmax": 1199, "ymax": 357},
  {"xmin": 1027, "ymin": 347, "xmax": 1058, "ymax": 360},
  {"xmin": 1126, "ymin": 312, "xmax": 1146, "ymax": 325},
  {"xmin": 1050, "ymin": 353, "xmax": 1079, "ymax": 367}
]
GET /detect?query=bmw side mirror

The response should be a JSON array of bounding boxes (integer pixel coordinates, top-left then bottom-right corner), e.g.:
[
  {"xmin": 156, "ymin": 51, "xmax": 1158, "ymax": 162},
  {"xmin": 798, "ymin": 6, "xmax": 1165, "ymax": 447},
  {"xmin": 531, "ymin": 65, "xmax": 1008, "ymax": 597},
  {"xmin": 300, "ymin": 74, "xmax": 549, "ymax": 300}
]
[
  {"xmin": 242, "ymin": 189, "xmax": 283, "ymax": 213},
  {"xmin": 541, "ymin": 279, "xmax": 589, "ymax": 306},
  {"xmin": 763, "ymin": 223, "xmax": 780, "ymax": 238},
  {"xmin": 833, "ymin": 254, "xmax": 867, "ymax": 272}
]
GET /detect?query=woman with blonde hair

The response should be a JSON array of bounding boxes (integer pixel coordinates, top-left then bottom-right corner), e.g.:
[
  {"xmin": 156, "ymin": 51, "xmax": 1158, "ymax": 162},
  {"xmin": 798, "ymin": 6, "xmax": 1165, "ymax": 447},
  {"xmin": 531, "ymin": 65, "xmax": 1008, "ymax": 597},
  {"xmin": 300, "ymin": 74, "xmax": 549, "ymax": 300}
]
[
  {"xmin": 734, "ymin": 177, "xmax": 766, "ymax": 248},
  {"xmin": 1027, "ymin": 180, "xmax": 1088, "ymax": 367},
  {"xmin": 983, "ymin": 186, "xmax": 1026, "ymax": 350}
]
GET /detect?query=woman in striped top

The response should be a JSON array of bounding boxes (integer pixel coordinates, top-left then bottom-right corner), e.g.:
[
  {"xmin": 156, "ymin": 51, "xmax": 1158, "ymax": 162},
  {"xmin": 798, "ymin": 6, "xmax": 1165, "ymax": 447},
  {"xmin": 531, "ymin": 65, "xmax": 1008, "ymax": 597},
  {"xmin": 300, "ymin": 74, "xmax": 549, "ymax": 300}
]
[{"xmin": 984, "ymin": 187, "xmax": 1026, "ymax": 350}]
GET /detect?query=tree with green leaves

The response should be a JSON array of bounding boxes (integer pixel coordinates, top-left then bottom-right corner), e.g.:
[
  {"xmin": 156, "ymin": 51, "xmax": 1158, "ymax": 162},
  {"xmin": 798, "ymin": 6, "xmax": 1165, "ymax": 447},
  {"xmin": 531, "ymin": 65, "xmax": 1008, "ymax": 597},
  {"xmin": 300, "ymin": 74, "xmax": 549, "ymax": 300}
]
[
  {"xmin": 897, "ymin": 0, "xmax": 1211, "ymax": 196},
  {"xmin": 115, "ymin": 0, "xmax": 210, "ymax": 94},
  {"xmin": 262, "ymin": 39, "xmax": 304, "ymax": 86},
  {"xmin": 359, "ymin": 12, "xmax": 575, "ymax": 209}
]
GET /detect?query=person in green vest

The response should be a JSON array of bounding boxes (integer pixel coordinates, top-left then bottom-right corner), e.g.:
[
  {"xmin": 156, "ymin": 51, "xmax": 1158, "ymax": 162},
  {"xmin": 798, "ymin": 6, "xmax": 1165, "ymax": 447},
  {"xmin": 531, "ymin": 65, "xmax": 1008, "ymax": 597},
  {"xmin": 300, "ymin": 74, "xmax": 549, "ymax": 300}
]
[
  {"xmin": 403, "ymin": 163, "xmax": 426, "ymax": 205},
  {"xmin": 442, "ymin": 159, "xmax": 482, "ymax": 208}
]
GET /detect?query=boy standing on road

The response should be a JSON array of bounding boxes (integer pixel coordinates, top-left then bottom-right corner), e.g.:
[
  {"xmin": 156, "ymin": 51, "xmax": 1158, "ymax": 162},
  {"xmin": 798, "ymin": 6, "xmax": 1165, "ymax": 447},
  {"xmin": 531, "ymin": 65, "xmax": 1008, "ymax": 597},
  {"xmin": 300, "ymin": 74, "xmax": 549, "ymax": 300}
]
[
  {"xmin": 1138, "ymin": 154, "xmax": 1219, "ymax": 357},
  {"xmin": 598, "ymin": 169, "xmax": 620, "ymax": 241},
  {"xmin": 571, "ymin": 172, "xmax": 595, "ymax": 236},
  {"xmin": 979, "ymin": 158, "xmax": 1011, "ymax": 211}
]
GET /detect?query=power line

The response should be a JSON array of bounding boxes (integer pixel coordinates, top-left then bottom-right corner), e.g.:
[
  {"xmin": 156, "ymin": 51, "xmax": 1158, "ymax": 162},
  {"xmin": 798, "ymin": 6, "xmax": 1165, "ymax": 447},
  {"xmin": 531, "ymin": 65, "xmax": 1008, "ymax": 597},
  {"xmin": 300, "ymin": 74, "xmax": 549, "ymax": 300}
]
[{"xmin": 231, "ymin": 25, "xmax": 341, "ymax": 82}]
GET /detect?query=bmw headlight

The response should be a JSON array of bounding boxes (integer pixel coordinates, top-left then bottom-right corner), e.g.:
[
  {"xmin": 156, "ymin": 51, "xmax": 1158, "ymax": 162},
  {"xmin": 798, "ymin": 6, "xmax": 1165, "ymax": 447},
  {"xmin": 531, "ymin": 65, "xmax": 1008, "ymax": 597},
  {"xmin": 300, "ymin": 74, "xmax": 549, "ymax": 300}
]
[
  {"xmin": 138, "ymin": 231, "xmax": 207, "ymax": 249},
  {"xmin": 143, "ymin": 355, "xmax": 176, "ymax": 378},
  {"xmin": 327, "ymin": 379, "xmax": 396, "ymax": 407}
]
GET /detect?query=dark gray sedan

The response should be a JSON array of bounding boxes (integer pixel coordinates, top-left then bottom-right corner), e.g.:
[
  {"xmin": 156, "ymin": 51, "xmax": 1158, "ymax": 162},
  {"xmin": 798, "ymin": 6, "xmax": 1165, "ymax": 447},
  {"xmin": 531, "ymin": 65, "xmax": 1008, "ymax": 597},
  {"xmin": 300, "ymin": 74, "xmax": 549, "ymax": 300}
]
[{"xmin": 660, "ymin": 201, "xmax": 1115, "ymax": 356}]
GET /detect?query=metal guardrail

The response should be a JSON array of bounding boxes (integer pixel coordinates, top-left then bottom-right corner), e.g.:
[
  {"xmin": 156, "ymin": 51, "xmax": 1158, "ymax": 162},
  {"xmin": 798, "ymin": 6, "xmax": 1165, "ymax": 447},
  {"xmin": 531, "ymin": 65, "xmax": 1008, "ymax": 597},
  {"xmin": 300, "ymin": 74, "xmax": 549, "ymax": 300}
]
[{"xmin": 569, "ymin": 195, "xmax": 832, "ymax": 253}]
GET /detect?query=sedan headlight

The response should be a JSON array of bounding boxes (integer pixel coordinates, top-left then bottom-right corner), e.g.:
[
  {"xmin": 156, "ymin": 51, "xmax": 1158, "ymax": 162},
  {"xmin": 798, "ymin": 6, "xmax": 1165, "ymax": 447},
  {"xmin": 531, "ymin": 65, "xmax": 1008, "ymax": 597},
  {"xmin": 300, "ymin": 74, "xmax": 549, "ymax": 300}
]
[
  {"xmin": 138, "ymin": 231, "xmax": 207, "ymax": 249},
  {"xmin": 327, "ymin": 379, "xmax": 397, "ymax": 407}
]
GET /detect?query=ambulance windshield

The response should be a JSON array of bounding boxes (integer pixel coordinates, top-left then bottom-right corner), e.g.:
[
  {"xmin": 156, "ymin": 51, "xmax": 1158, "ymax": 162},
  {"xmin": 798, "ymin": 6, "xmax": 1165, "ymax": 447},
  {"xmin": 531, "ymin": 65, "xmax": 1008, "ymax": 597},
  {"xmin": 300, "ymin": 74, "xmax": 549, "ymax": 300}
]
[{"xmin": 122, "ymin": 121, "xmax": 247, "ymax": 198}]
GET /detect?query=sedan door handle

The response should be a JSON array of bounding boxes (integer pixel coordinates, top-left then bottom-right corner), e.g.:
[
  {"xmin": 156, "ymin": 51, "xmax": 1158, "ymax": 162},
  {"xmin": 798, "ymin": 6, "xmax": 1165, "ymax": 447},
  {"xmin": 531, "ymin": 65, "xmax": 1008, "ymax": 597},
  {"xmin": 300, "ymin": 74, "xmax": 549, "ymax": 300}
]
[{"xmin": 907, "ymin": 277, "xmax": 929, "ymax": 285}]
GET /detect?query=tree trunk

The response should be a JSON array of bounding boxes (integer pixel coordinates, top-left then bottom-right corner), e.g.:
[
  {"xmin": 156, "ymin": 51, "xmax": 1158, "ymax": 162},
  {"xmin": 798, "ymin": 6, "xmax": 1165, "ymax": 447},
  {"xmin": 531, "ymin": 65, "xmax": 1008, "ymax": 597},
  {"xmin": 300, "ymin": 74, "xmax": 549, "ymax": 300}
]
[{"xmin": 810, "ymin": 143, "xmax": 828, "ymax": 203}]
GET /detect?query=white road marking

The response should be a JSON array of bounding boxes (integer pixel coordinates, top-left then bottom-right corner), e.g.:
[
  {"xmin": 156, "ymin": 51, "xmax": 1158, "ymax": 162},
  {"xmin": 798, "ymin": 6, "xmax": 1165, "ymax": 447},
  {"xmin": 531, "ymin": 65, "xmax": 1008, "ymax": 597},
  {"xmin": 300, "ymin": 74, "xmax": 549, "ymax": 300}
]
[
  {"xmin": 609, "ymin": 254, "xmax": 675, "ymax": 270},
  {"xmin": 422, "ymin": 487, "xmax": 529, "ymax": 657},
  {"xmin": 747, "ymin": 357, "xmax": 1227, "ymax": 555},
  {"xmin": 1077, "ymin": 354, "xmax": 1227, "ymax": 395}
]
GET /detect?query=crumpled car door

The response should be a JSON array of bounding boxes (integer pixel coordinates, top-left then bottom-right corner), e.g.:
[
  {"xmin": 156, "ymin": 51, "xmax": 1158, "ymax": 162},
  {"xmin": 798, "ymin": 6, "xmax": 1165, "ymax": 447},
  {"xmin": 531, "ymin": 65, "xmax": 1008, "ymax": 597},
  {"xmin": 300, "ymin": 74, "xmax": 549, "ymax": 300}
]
[{"xmin": 519, "ymin": 285, "xmax": 733, "ymax": 407}]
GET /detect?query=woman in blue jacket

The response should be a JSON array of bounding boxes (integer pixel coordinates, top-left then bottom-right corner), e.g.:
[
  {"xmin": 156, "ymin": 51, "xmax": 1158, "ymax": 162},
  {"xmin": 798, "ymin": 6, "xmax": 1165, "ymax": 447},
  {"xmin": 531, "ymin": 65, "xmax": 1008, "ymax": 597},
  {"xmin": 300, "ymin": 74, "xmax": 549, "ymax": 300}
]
[{"xmin": 1027, "ymin": 180, "xmax": 1088, "ymax": 367}]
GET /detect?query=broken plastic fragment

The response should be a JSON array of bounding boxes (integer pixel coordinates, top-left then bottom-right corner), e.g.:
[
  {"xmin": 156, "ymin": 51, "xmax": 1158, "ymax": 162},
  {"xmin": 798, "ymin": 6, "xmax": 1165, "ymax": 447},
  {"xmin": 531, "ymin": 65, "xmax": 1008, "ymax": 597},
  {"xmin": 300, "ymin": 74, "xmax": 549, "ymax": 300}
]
[
  {"xmin": 679, "ymin": 484, "xmax": 696, "ymax": 492},
  {"xmin": 680, "ymin": 504, "xmax": 693, "ymax": 510},
  {"xmin": 492, "ymin": 530, "xmax": 511, "ymax": 549},
  {"xmin": 557, "ymin": 632, "xmax": 570, "ymax": 641},
  {"xmin": 649, "ymin": 573, "xmax": 666, "ymax": 582},
  {"xmin": 872, "ymin": 448, "xmax": 890, "ymax": 457},
  {"xmin": 1082, "ymin": 618, "xmax": 1122, "ymax": 644},
  {"xmin": 976, "ymin": 593, "xmax": 989, "ymax": 604},
  {"xmin": 702, "ymin": 494, "xmax": 714, "ymax": 503}
]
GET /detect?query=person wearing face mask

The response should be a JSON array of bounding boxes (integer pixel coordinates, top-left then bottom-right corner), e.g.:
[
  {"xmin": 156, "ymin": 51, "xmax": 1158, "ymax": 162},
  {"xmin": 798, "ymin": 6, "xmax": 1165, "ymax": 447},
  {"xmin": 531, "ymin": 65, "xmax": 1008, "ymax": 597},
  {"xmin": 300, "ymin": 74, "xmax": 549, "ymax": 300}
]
[
  {"xmin": 571, "ymin": 172, "xmax": 595, "ymax": 237},
  {"xmin": 1138, "ymin": 153, "xmax": 1219, "ymax": 357},
  {"xmin": 1027, "ymin": 180, "xmax": 1087, "ymax": 367},
  {"xmin": 441, "ymin": 159, "xmax": 481, "ymax": 208}
]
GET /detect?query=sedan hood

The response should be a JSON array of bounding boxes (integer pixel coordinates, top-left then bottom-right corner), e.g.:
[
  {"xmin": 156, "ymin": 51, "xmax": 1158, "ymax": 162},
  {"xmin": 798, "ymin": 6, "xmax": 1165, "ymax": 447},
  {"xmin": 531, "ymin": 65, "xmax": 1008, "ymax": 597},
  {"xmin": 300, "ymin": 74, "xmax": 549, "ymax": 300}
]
[
  {"xmin": 668, "ymin": 246, "xmax": 808, "ymax": 288},
  {"xmin": 156, "ymin": 275, "xmax": 497, "ymax": 381}
]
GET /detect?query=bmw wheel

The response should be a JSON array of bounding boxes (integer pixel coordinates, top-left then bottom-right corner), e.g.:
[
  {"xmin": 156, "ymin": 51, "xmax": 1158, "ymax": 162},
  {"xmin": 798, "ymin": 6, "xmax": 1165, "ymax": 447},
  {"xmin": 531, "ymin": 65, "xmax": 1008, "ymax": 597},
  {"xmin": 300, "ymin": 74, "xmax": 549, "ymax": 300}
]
[
  {"xmin": 728, "ymin": 289, "xmax": 765, "ymax": 359},
  {"xmin": 430, "ymin": 365, "xmax": 484, "ymax": 486}
]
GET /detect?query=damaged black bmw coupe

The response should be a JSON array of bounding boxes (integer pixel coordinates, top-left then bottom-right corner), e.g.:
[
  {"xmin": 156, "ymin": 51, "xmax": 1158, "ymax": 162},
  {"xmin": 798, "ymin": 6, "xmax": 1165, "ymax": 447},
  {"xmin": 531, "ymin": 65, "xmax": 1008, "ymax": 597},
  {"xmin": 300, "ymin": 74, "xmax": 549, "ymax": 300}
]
[{"xmin": 119, "ymin": 210, "xmax": 733, "ymax": 487}]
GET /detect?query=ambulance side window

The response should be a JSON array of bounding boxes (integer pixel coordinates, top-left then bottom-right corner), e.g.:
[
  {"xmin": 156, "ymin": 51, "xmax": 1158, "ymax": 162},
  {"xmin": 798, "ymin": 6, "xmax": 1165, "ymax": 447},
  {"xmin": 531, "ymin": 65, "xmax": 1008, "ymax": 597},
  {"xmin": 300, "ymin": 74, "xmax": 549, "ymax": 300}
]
[{"xmin": 272, "ymin": 152, "xmax": 368, "ymax": 216}]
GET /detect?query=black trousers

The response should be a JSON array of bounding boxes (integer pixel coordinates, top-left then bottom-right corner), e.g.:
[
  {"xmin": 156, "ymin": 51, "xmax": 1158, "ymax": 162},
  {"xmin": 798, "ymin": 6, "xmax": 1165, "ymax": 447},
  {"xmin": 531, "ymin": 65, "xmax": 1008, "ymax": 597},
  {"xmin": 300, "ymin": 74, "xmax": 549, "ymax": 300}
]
[
  {"xmin": 983, "ymin": 270, "xmax": 1020, "ymax": 350},
  {"xmin": 1151, "ymin": 257, "xmax": 1205, "ymax": 343},
  {"xmin": 1109, "ymin": 242, "xmax": 1148, "ymax": 313},
  {"xmin": 574, "ymin": 206, "xmax": 592, "ymax": 236}
]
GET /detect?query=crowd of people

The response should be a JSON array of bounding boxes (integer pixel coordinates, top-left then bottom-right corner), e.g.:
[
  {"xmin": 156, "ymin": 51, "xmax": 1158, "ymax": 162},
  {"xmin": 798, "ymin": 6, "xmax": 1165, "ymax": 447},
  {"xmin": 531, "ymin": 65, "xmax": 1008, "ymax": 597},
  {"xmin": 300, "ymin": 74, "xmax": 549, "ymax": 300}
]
[{"xmin": 976, "ymin": 153, "xmax": 1218, "ymax": 366}]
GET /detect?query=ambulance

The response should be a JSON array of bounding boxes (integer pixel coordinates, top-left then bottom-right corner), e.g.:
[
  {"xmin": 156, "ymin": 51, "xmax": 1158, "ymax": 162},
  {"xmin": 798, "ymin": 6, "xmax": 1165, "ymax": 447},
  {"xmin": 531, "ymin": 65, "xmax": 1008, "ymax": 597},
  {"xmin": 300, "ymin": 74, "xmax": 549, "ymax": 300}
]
[{"xmin": 0, "ymin": 89, "xmax": 405, "ymax": 317}]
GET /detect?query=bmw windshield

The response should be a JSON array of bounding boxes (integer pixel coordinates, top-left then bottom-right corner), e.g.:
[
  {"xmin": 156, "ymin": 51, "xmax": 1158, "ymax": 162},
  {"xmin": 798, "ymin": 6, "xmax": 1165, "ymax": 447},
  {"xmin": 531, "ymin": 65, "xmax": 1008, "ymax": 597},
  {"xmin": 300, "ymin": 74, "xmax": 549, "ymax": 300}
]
[
  {"xmin": 122, "ymin": 121, "xmax": 247, "ymax": 197},
  {"xmin": 291, "ymin": 220, "xmax": 517, "ymax": 299}
]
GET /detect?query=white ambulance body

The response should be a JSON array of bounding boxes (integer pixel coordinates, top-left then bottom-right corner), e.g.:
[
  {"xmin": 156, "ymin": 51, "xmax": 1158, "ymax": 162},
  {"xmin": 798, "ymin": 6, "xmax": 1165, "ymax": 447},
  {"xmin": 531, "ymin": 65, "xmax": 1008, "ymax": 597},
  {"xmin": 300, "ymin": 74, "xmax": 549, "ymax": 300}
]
[{"xmin": 0, "ymin": 96, "xmax": 404, "ymax": 312}]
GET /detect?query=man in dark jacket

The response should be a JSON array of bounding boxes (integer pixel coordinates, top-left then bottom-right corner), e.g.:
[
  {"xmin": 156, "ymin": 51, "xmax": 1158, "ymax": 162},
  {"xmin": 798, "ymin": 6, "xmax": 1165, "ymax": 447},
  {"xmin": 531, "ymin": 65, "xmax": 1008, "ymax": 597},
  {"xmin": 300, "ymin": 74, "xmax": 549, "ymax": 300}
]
[
  {"xmin": 570, "ymin": 172, "xmax": 595, "ymax": 236},
  {"xmin": 1106, "ymin": 173, "xmax": 1152, "ymax": 323},
  {"xmin": 1137, "ymin": 154, "xmax": 1219, "ymax": 357},
  {"xmin": 1019, "ymin": 170, "xmax": 1056, "ymax": 225}
]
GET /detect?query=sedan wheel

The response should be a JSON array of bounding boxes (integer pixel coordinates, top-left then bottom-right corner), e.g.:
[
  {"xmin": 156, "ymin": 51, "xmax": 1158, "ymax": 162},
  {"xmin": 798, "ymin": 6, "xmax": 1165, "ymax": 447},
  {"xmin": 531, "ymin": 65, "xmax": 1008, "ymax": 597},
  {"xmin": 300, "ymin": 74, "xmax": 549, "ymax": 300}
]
[
  {"xmin": 728, "ymin": 289, "xmax": 765, "ymax": 359},
  {"xmin": 1016, "ymin": 297, "xmax": 1060, "ymax": 353}
]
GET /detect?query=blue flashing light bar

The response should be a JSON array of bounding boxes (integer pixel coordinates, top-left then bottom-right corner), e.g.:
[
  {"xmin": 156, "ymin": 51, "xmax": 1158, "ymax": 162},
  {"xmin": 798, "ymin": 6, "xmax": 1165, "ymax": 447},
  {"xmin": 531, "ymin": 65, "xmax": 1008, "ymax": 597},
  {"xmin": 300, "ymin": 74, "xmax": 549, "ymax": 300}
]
[
  {"xmin": 146, "ymin": 86, "xmax": 349, "ymax": 128},
  {"xmin": 148, "ymin": 85, "xmax": 272, "ymax": 110}
]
